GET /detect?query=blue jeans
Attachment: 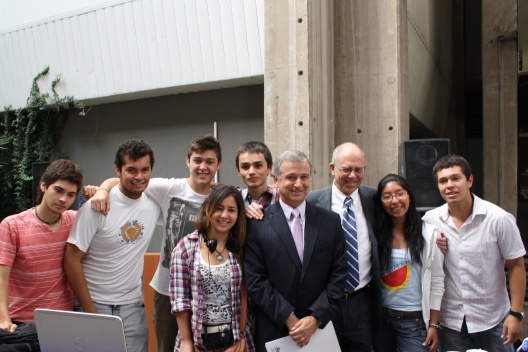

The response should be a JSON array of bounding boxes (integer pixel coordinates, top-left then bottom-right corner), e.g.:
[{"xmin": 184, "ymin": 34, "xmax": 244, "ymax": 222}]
[
  {"xmin": 439, "ymin": 314, "xmax": 514, "ymax": 352},
  {"xmin": 374, "ymin": 313, "xmax": 437, "ymax": 352},
  {"xmin": 92, "ymin": 300, "xmax": 149, "ymax": 352}
]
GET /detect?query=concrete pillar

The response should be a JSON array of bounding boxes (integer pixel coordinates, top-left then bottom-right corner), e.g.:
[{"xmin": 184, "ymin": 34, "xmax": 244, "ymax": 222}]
[
  {"xmin": 482, "ymin": 0, "xmax": 518, "ymax": 215},
  {"xmin": 263, "ymin": 0, "xmax": 335, "ymax": 190},
  {"xmin": 333, "ymin": 0, "xmax": 409, "ymax": 187}
]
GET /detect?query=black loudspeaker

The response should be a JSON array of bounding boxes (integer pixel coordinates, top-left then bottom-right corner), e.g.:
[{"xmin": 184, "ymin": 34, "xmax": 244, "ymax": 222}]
[
  {"xmin": 399, "ymin": 139, "xmax": 450, "ymax": 212},
  {"xmin": 32, "ymin": 162, "xmax": 51, "ymax": 206}
]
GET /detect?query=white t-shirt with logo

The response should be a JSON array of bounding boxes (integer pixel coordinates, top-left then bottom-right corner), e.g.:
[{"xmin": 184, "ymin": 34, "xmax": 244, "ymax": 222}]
[
  {"xmin": 145, "ymin": 178, "xmax": 207, "ymax": 296},
  {"xmin": 68, "ymin": 187, "xmax": 161, "ymax": 305}
]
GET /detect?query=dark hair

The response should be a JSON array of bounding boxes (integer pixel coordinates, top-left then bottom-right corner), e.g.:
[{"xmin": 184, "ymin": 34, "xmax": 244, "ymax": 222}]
[
  {"xmin": 187, "ymin": 134, "xmax": 222, "ymax": 163},
  {"xmin": 36, "ymin": 159, "xmax": 83, "ymax": 204},
  {"xmin": 432, "ymin": 154, "xmax": 472, "ymax": 183},
  {"xmin": 235, "ymin": 141, "xmax": 273, "ymax": 171},
  {"xmin": 375, "ymin": 174, "xmax": 424, "ymax": 273},
  {"xmin": 114, "ymin": 139, "xmax": 154, "ymax": 170},
  {"xmin": 195, "ymin": 184, "xmax": 246, "ymax": 263}
]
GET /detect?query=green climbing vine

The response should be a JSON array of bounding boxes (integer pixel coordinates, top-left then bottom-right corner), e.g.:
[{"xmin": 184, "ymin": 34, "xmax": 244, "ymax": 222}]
[{"xmin": 0, "ymin": 66, "xmax": 86, "ymax": 220}]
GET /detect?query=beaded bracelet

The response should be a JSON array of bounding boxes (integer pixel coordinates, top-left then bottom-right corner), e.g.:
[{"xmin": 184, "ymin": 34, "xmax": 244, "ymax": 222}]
[{"xmin": 429, "ymin": 323, "xmax": 442, "ymax": 330}]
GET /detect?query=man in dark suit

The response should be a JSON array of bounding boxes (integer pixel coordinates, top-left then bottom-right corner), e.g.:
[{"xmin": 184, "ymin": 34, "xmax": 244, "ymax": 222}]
[
  {"xmin": 245, "ymin": 150, "xmax": 347, "ymax": 352},
  {"xmin": 306, "ymin": 142, "xmax": 381, "ymax": 352}
]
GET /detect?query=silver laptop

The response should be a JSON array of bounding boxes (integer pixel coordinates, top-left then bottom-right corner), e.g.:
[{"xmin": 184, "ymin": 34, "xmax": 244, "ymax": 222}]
[{"xmin": 34, "ymin": 308, "xmax": 127, "ymax": 352}]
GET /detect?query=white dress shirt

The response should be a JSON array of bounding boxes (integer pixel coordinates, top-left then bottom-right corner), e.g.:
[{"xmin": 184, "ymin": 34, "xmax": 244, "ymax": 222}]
[{"xmin": 331, "ymin": 183, "xmax": 372, "ymax": 291}]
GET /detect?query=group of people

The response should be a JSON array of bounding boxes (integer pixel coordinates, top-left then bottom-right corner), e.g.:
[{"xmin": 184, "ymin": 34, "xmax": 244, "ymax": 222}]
[{"xmin": 0, "ymin": 134, "xmax": 525, "ymax": 352}]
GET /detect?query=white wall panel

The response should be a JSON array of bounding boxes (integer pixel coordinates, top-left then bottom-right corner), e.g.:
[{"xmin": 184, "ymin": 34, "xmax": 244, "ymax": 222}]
[
  {"xmin": 208, "ymin": 0, "xmax": 227, "ymax": 81},
  {"xmin": 95, "ymin": 9, "xmax": 115, "ymax": 94},
  {"xmin": 231, "ymin": 0, "xmax": 250, "ymax": 77},
  {"xmin": 196, "ymin": 1, "xmax": 215, "ymax": 82},
  {"xmin": 185, "ymin": 0, "xmax": 205, "ymax": 83},
  {"xmin": 114, "ymin": 5, "xmax": 134, "ymax": 92},
  {"xmin": 123, "ymin": 2, "xmax": 142, "ymax": 91},
  {"xmin": 152, "ymin": 0, "xmax": 172, "ymax": 86},
  {"xmin": 219, "ymin": 0, "xmax": 239, "ymax": 78},
  {"xmin": 244, "ymin": 0, "xmax": 263, "ymax": 75},
  {"xmin": 163, "ymin": 0, "xmax": 183, "ymax": 84},
  {"xmin": 0, "ymin": 0, "xmax": 264, "ymax": 110},
  {"xmin": 174, "ymin": 0, "xmax": 193, "ymax": 84},
  {"xmin": 131, "ymin": 1, "xmax": 152, "ymax": 89},
  {"xmin": 0, "ymin": 35, "xmax": 13, "ymax": 105},
  {"xmin": 142, "ymin": 0, "xmax": 163, "ymax": 87}
]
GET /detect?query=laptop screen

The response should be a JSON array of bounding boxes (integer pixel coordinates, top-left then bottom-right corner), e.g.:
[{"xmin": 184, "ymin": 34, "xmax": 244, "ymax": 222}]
[{"xmin": 34, "ymin": 308, "xmax": 127, "ymax": 352}]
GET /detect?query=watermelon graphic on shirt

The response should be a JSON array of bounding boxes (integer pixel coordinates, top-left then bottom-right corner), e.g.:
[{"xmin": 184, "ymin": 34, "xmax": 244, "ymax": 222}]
[{"xmin": 382, "ymin": 263, "xmax": 411, "ymax": 290}]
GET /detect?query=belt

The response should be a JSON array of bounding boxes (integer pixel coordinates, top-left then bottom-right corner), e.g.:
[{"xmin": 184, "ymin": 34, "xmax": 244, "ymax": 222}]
[
  {"xmin": 383, "ymin": 307, "xmax": 422, "ymax": 319},
  {"xmin": 202, "ymin": 323, "xmax": 231, "ymax": 334},
  {"xmin": 342, "ymin": 283, "xmax": 371, "ymax": 301},
  {"xmin": 196, "ymin": 348, "xmax": 229, "ymax": 352}
]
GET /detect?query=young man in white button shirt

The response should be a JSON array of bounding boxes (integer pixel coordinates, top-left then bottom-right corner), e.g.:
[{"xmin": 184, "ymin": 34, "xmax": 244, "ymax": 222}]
[{"xmin": 422, "ymin": 154, "xmax": 526, "ymax": 352}]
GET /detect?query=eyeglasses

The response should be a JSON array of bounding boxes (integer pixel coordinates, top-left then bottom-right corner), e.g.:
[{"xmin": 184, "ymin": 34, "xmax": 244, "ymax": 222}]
[
  {"xmin": 334, "ymin": 165, "xmax": 365, "ymax": 175},
  {"xmin": 381, "ymin": 192, "xmax": 408, "ymax": 203}
]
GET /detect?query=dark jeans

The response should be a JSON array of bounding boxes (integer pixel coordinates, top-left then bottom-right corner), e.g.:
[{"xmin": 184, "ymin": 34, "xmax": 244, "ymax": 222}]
[{"xmin": 201, "ymin": 330, "xmax": 234, "ymax": 350}]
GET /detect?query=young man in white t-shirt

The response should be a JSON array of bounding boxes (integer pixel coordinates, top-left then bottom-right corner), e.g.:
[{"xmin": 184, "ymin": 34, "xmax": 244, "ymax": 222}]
[
  {"xmin": 90, "ymin": 134, "xmax": 222, "ymax": 352},
  {"xmin": 64, "ymin": 140, "xmax": 161, "ymax": 352}
]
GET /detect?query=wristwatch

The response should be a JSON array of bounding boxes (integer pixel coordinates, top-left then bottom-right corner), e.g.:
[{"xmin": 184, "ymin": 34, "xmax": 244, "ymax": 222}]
[{"xmin": 509, "ymin": 309, "xmax": 525, "ymax": 321}]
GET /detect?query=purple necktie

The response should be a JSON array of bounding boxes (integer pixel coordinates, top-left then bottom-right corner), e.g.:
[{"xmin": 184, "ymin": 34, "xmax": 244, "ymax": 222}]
[{"xmin": 290, "ymin": 208, "xmax": 304, "ymax": 263}]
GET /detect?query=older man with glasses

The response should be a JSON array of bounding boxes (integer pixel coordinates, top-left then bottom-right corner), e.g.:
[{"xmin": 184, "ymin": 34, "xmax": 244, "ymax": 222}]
[{"xmin": 306, "ymin": 142, "xmax": 381, "ymax": 352}]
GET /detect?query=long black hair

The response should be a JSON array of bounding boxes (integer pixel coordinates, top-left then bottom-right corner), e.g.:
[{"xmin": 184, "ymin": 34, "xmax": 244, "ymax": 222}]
[{"xmin": 375, "ymin": 174, "xmax": 424, "ymax": 273}]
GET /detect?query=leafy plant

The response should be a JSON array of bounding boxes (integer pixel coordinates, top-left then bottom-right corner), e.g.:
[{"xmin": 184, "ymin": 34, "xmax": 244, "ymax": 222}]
[{"xmin": 0, "ymin": 66, "xmax": 85, "ymax": 220}]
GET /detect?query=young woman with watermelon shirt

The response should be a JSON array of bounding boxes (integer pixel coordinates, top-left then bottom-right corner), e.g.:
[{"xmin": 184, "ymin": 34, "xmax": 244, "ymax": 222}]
[{"xmin": 372, "ymin": 174, "xmax": 445, "ymax": 352}]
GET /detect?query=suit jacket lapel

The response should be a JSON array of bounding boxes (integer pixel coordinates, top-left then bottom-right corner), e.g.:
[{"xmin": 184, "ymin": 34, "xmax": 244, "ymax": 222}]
[
  {"xmin": 268, "ymin": 203, "xmax": 303, "ymax": 272},
  {"xmin": 358, "ymin": 186, "xmax": 377, "ymax": 244},
  {"xmin": 300, "ymin": 203, "xmax": 319, "ymax": 280}
]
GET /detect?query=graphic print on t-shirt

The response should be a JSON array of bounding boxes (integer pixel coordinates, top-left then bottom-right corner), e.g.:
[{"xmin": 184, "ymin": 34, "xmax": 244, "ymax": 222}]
[
  {"xmin": 381, "ymin": 259, "xmax": 411, "ymax": 291},
  {"xmin": 117, "ymin": 220, "xmax": 144, "ymax": 244},
  {"xmin": 161, "ymin": 197, "xmax": 201, "ymax": 268}
]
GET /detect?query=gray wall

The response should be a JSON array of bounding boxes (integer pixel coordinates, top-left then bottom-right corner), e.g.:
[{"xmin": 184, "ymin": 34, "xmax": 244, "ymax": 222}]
[{"xmin": 59, "ymin": 84, "xmax": 264, "ymax": 251}]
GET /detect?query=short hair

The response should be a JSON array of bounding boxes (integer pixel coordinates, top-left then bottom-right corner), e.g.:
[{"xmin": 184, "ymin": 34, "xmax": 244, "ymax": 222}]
[
  {"xmin": 331, "ymin": 142, "xmax": 365, "ymax": 165},
  {"xmin": 272, "ymin": 150, "xmax": 312, "ymax": 179},
  {"xmin": 432, "ymin": 154, "xmax": 472, "ymax": 183},
  {"xmin": 235, "ymin": 141, "xmax": 273, "ymax": 171},
  {"xmin": 36, "ymin": 159, "xmax": 83, "ymax": 204},
  {"xmin": 114, "ymin": 139, "xmax": 155, "ymax": 170},
  {"xmin": 187, "ymin": 134, "xmax": 222, "ymax": 162},
  {"xmin": 195, "ymin": 184, "xmax": 246, "ymax": 263}
]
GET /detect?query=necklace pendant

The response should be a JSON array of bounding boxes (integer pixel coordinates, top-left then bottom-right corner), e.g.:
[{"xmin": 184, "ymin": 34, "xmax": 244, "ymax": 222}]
[{"xmin": 216, "ymin": 254, "xmax": 224, "ymax": 261}]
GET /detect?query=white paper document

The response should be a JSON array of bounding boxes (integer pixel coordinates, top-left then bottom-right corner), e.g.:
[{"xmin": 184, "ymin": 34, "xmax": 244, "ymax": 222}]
[{"xmin": 265, "ymin": 320, "xmax": 341, "ymax": 352}]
